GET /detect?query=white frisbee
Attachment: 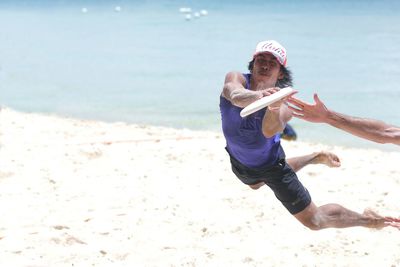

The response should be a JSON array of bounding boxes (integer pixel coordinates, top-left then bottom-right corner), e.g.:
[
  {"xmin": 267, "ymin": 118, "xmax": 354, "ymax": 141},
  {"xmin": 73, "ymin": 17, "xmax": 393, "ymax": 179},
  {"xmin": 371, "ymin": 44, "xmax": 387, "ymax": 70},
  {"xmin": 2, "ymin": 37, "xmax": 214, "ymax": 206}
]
[{"xmin": 240, "ymin": 87, "xmax": 295, "ymax": 117}]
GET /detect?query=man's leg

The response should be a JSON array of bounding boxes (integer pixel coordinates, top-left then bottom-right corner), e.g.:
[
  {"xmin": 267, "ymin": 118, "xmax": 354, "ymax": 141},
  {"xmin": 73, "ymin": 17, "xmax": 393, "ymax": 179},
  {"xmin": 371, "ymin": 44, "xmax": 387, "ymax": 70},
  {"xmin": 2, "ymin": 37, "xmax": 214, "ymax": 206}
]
[
  {"xmin": 286, "ymin": 151, "xmax": 340, "ymax": 172},
  {"xmin": 249, "ymin": 151, "xmax": 340, "ymax": 190},
  {"xmin": 249, "ymin": 182, "xmax": 265, "ymax": 190},
  {"xmin": 294, "ymin": 202, "xmax": 400, "ymax": 230}
]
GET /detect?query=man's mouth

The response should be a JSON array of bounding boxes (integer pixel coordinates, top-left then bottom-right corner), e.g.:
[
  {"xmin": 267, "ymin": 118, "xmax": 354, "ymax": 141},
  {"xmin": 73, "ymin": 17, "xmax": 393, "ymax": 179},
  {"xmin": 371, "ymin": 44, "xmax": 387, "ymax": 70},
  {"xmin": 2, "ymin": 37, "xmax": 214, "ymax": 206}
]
[{"xmin": 258, "ymin": 70, "xmax": 270, "ymax": 76}]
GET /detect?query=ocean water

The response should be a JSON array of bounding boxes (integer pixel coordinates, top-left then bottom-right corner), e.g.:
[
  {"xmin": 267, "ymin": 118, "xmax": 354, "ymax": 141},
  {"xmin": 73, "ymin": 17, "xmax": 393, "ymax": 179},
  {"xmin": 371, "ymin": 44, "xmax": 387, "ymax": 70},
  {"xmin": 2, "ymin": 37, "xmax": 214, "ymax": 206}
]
[{"xmin": 0, "ymin": 0, "xmax": 399, "ymax": 150}]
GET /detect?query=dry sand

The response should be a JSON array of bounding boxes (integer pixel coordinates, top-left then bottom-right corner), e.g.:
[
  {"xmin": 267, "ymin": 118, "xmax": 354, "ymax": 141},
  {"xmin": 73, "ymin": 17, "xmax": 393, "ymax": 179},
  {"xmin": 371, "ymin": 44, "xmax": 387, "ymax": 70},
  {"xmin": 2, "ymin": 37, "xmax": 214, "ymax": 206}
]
[{"xmin": 0, "ymin": 107, "xmax": 399, "ymax": 267}]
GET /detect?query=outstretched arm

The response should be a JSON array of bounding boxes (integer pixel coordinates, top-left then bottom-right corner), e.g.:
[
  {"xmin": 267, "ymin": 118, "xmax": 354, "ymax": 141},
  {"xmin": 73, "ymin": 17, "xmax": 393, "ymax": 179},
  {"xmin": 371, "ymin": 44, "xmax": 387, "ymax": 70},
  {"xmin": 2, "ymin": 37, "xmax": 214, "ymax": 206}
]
[
  {"xmin": 222, "ymin": 72, "xmax": 279, "ymax": 108},
  {"xmin": 262, "ymin": 101, "xmax": 293, "ymax": 138},
  {"xmin": 287, "ymin": 94, "xmax": 400, "ymax": 145},
  {"xmin": 222, "ymin": 72, "xmax": 262, "ymax": 108}
]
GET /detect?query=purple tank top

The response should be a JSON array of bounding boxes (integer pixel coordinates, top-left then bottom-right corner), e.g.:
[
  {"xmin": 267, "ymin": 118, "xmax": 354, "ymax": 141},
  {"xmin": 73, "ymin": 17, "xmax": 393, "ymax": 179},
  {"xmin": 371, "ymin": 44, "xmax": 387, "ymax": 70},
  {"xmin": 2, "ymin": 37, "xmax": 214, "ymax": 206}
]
[{"xmin": 220, "ymin": 73, "xmax": 284, "ymax": 168}]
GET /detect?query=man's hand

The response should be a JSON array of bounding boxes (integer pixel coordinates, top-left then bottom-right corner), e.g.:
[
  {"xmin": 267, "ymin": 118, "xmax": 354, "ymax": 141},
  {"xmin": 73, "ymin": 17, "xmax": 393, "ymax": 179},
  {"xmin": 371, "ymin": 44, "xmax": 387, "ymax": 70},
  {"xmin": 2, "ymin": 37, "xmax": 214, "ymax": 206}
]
[
  {"xmin": 260, "ymin": 87, "xmax": 279, "ymax": 97},
  {"xmin": 268, "ymin": 90, "xmax": 298, "ymax": 113},
  {"xmin": 256, "ymin": 87, "xmax": 282, "ymax": 113},
  {"xmin": 287, "ymin": 93, "xmax": 329, "ymax": 123}
]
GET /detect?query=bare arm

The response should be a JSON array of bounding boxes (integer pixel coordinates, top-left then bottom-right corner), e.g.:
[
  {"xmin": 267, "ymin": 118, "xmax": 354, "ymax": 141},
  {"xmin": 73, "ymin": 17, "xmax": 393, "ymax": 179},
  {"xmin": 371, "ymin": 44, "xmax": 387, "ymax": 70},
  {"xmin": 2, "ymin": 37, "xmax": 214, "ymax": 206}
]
[
  {"xmin": 262, "ymin": 101, "xmax": 293, "ymax": 138},
  {"xmin": 287, "ymin": 93, "xmax": 400, "ymax": 145},
  {"xmin": 222, "ymin": 71, "xmax": 293, "ymax": 137},
  {"xmin": 222, "ymin": 72, "xmax": 262, "ymax": 108},
  {"xmin": 326, "ymin": 112, "xmax": 400, "ymax": 145}
]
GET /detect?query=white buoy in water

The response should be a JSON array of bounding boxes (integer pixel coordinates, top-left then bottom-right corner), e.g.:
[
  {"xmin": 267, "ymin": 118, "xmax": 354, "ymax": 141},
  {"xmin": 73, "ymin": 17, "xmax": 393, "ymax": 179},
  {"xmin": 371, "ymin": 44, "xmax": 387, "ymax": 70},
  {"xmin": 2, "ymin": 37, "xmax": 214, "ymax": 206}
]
[
  {"xmin": 115, "ymin": 6, "xmax": 121, "ymax": 12},
  {"xmin": 194, "ymin": 12, "xmax": 200, "ymax": 18},
  {"xmin": 81, "ymin": 7, "xmax": 88, "ymax": 13},
  {"xmin": 179, "ymin": 7, "xmax": 192, "ymax": 13},
  {"xmin": 185, "ymin": 14, "xmax": 192, "ymax": 21},
  {"xmin": 200, "ymin": 9, "xmax": 208, "ymax": 16}
]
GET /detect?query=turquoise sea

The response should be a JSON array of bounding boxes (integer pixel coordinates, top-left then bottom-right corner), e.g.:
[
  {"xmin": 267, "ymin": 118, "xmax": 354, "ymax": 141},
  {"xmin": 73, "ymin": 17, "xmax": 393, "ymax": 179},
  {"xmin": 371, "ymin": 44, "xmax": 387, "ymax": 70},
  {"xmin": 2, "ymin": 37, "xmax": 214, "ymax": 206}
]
[{"xmin": 1, "ymin": 0, "xmax": 399, "ymax": 150}]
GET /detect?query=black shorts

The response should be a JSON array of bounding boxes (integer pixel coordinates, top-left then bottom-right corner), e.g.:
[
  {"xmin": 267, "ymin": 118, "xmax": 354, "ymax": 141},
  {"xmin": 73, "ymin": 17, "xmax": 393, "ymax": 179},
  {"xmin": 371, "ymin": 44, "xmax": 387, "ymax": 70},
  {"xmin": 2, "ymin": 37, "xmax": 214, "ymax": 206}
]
[{"xmin": 227, "ymin": 150, "xmax": 311, "ymax": 215}]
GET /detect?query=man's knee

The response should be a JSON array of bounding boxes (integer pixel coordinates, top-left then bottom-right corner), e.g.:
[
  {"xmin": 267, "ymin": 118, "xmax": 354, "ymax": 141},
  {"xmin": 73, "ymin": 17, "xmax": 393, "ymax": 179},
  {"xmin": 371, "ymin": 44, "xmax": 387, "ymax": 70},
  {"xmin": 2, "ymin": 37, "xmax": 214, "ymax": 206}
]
[
  {"xmin": 294, "ymin": 203, "xmax": 323, "ymax": 231},
  {"xmin": 248, "ymin": 182, "xmax": 265, "ymax": 190},
  {"xmin": 300, "ymin": 217, "xmax": 322, "ymax": 231}
]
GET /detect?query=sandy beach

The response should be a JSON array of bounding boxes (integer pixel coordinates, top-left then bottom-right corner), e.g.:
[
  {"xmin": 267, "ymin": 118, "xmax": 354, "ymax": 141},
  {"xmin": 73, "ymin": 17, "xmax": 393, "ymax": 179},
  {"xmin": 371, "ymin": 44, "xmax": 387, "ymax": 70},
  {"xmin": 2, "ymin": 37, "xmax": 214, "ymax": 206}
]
[{"xmin": 0, "ymin": 107, "xmax": 399, "ymax": 267}]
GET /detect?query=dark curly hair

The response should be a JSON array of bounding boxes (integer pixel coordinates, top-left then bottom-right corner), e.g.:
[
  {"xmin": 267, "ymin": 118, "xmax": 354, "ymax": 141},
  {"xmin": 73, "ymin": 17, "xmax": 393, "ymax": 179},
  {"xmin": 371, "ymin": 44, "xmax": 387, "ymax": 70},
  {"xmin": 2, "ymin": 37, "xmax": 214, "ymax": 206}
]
[{"xmin": 247, "ymin": 59, "xmax": 293, "ymax": 88}]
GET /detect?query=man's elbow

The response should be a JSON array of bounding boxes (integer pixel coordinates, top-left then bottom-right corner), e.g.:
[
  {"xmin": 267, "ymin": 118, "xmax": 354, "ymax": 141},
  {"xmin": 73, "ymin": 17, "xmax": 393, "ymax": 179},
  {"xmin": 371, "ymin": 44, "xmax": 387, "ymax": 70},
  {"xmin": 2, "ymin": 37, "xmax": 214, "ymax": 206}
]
[
  {"xmin": 230, "ymin": 93, "xmax": 249, "ymax": 108},
  {"xmin": 262, "ymin": 128, "xmax": 279, "ymax": 138},
  {"xmin": 230, "ymin": 93, "xmax": 241, "ymax": 105}
]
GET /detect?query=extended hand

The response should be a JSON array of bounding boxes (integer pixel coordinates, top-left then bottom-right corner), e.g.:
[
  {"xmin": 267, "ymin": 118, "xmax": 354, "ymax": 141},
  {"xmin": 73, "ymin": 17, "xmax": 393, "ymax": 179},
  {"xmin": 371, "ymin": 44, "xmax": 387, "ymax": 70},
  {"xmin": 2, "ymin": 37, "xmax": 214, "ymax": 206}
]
[
  {"xmin": 287, "ymin": 93, "xmax": 329, "ymax": 123},
  {"xmin": 260, "ymin": 87, "xmax": 279, "ymax": 97},
  {"xmin": 268, "ymin": 89, "xmax": 298, "ymax": 112}
]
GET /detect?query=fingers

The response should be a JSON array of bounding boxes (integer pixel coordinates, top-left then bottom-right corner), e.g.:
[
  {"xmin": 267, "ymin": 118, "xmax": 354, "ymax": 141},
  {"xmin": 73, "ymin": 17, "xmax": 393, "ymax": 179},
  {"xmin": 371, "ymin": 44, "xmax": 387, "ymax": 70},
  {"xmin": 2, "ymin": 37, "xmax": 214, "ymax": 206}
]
[
  {"xmin": 262, "ymin": 88, "xmax": 298, "ymax": 98},
  {"xmin": 287, "ymin": 90, "xmax": 298, "ymax": 98},
  {"xmin": 384, "ymin": 221, "xmax": 400, "ymax": 230},
  {"xmin": 268, "ymin": 98, "xmax": 285, "ymax": 110},
  {"xmin": 333, "ymin": 161, "xmax": 341, "ymax": 168},
  {"xmin": 288, "ymin": 93, "xmax": 319, "ymax": 107},
  {"xmin": 287, "ymin": 104, "xmax": 305, "ymax": 118},
  {"xmin": 287, "ymin": 96, "xmax": 305, "ymax": 105},
  {"xmin": 332, "ymin": 157, "xmax": 341, "ymax": 167},
  {"xmin": 289, "ymin": 111, "xmax": 305, "ymax": 119},
  {"xmin": 384, "ymin": 216, "xmax": 400, "ymax": 222},
  {"xmin": 383, "ymin": 216, "xmax": 400, "ymax": 229},
  {"xmin": 328, "ymin": 153, "xmax": 341, "ymax": 167},
  {"xmin": 287, "ymin": 104, "xmax": 304, "ymax": 114},
  {"xmin": 267, "ymin": 106, "xmax": 281, "ymax": 112},
  {"xmin": 261, "ymin": 87, "xmax": 279, "ymax": 96},
  {"xmin": 281, "ymin": 91, "xmax": 298, "ymax": 103},
  {"xmin": 314, "ymin": 93, "xmax": 320, "ymax": 102},
  {"xmin": 314, "ymin": 93, "xmax": 324, "ymax": 105},
  {"xmin": 287, "ymin": 97, "xmax": 309, "ymax": 111}
]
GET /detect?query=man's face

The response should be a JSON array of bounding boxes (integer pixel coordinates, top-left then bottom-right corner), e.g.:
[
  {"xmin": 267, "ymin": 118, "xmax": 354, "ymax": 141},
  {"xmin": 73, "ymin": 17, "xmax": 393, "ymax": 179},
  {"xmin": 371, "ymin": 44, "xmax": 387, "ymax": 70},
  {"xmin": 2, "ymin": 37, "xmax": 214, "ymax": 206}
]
[{"xmin": 253, "ymin": 53, "xmax": 283, "ymax": 84}]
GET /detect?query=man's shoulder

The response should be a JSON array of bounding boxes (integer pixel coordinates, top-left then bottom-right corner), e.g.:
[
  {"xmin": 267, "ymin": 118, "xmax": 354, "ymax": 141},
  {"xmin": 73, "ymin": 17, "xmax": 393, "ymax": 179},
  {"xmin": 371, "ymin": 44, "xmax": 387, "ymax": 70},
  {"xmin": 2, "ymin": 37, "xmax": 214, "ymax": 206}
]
[
  {"xmin": 224, "ymin": 72, "xmax": 249, "ymax": 87},
  {"xmin": 225, "ymin": 71, "xmax": 246, "ymax": 79}
]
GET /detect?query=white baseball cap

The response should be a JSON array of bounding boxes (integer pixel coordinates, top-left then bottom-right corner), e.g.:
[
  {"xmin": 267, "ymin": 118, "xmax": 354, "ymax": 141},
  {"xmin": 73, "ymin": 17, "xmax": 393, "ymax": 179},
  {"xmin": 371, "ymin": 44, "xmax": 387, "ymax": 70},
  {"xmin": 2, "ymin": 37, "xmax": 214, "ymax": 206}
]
[{"xmin": 254, "ymin": 40, "xmax": 287, "ymax": 66}]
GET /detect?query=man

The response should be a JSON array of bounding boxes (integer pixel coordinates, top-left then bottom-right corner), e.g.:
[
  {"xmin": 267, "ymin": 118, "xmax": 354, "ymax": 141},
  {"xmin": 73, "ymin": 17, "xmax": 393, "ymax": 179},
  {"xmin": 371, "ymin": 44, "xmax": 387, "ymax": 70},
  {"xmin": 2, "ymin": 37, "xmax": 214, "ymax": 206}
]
[
  {"xmin": 219, "ymin": 40, "xmax": 400, "ymax": 230},
  {"xmin": 288, "ymin": 94, "xmax": 400, "ymax": 145}
]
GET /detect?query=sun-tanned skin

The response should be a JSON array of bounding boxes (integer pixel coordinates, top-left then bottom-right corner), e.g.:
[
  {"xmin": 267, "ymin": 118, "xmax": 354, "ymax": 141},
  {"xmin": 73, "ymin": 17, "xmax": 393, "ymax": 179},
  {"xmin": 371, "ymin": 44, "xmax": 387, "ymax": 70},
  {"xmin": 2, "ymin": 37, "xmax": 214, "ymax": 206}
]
[
  {"xmin": 221, "ymin": 42, "xmax": 400, "ymax": 230},
  {"xmin": 287, "ymin": 94, "xmax": 400, "ymax": 146}
]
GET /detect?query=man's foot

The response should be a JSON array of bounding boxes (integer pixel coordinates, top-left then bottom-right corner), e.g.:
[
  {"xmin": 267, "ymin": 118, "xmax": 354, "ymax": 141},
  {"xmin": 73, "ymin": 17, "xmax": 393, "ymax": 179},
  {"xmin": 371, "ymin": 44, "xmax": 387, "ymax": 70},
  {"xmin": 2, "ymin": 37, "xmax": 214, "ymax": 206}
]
[
  {"xmin": 311, "ymin": 151, "xmax": 341, "ymax": 168},
  {"xmin": 363, "ymin": 208, "xmax": 400, "ymax": 230},
  {"xmin": 249, "ymin": 182, "xmax": 265, "ymax": 190}
]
